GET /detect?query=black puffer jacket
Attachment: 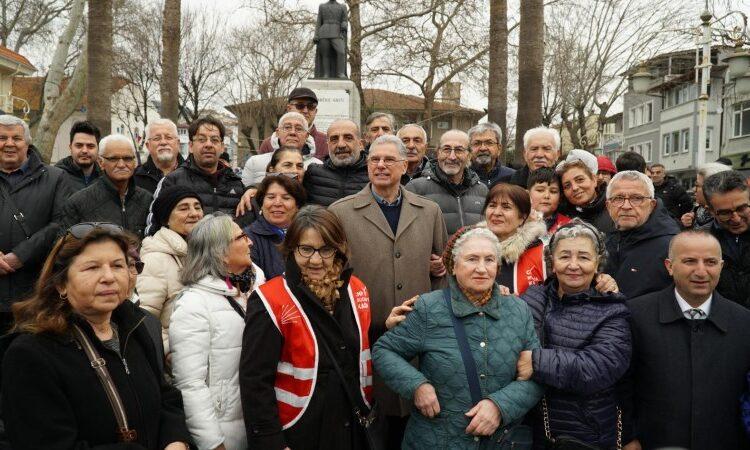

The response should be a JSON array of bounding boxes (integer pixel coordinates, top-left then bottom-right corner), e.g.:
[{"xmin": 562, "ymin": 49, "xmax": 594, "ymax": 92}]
[
  {"xmin": 404, "ymin": 162, "xmax": 488, "ymax": 235},
  {"xmin": 654, "ymin": 175, "xmax": 692, "ymax": 220},
  {"xmin": 55, "ymin": 156, "xmax": 101, "ymax": 192},
  {"xmin": 152, "ymin": 156, "xmax": 254, "ymax": 230},
  {"xmin": 302, "ymin": 154, "xmax": 369, "ymax": 207},
  {"xmin": 559, "ymin": 188, "xmax": 614, "ymax": 233},
  {"xmin": 508, "ymin": 165, "xmax": 531, "ymax": 188},
  {"xmin": 522, "ymin": 279, "xmax": 631, "ymax": 448},
  {"xmin": 705, "ymin": 220, "xmax": 750, "ymax": 308},
  {"xmin": 60, "ymin": 175, "xmax": 153, "ymax": 238},
  {"xmin": 0, "ymin": 301, "xmax": 190, "ymax": 450},
  {"xmin": 134, "ymin": 154, "xmax": 185, "ymax": 194},
  {"xmin": 605, "ymin": 201, "xmax": 679, "ymax": 298},
  {"xmin": 0, "ymin": 147, "xmax": 72, "ymax": 309}
]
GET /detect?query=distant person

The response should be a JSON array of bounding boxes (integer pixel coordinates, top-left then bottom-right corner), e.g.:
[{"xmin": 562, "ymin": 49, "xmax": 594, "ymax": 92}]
[
  {"xmin": 596, "ymin": 155, "xmax": 617, "ymax": 184},
  {"xmin": 397, "ymin": 124, "xmax": 429, "ymax": 184},
  {"xmin": 468, "ymin": 122, "xmax": 515, "ymax": 187},
  {"xmin": 681, "ymin": 162, "xmax": 731, "ymax": 229},
  {"xmin": 508, "ymin": 126, "xmax": 561, "ymax": 187},
  {"xmin": 134, "ymin": 119, "xmax": 185, "ymax": 194},
  {"xmin": 615, "ymin": 151, "xmax": 646, "ymax": 173},
  {"xmin": 649, "ymin": 163, "xmax": 692, "ymax": 221},
  {"xmin": 363, "ymin": 111, "xmax": 395, "ymax": 151},
  {"xmin": 56, "ymin": 120, "xmax": 102, "ymax": 190},
  {"xmin": 257, "ymin": 87, "xmax": 328, "ymax": 158}
]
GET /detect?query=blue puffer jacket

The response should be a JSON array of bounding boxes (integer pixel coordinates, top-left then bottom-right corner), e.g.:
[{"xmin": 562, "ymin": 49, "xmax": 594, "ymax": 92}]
[{"xmin": 521, "ymin": 279, "xmax": 631, "ymax": 448}]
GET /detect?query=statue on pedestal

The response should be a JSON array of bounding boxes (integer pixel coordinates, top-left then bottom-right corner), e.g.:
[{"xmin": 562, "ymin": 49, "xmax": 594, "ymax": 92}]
[{"xmin": 314, "ymin": 0, "xmax": 348, "ymax": 79}]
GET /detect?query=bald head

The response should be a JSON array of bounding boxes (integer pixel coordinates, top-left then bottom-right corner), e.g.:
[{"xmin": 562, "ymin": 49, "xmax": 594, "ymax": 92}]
[
  {"xmin": 668, "ymin": 231, "xmax": 721, "ymax": 260},
  {"xmin": 439, "ymin": 129, "xmax": 469, "ymax": 147},
  {"xmin": 666, "ymin": 230, "xmax": 724, "ymax": 305}
]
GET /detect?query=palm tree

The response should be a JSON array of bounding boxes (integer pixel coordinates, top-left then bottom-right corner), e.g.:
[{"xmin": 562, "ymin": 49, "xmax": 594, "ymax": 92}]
[
  {"xmin": 487, "ymin": 0, "xmax": 508, "ymax": 154},
  {"xmin": 87, "ymin": 0, "xmax": 113, "ymax": 135},
  {"xmin": 515, "ymin": 0, "xmax": 544, "ymax": 164},
  {"xmin": 160, "ymin": 0, "xmax": 181, "ymax": 122}
]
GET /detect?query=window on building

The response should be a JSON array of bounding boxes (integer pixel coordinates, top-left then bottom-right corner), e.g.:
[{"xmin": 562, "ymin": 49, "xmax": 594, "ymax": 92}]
[
  {"xmin": 662, "ymin": 131, "xmax": 680, "ymax": 156},
  {"xmin": 663, "ymin": 83, "xmax": 697, "ymax": 109},
  {"xmin": 734, "ymin": 101, "xmax": 750, "ymax": 138},
  {"xmin": 681, "ymin": 129, "xmax": 690, "ymax": 153},
  {"xmin": 706, "ymin": 127, "xmax": 713, "ymax": 152},
  {"xmin": 628, "ymin": 142, "xmax": 652, "ymax": 163},
  {"xmin": 629, "ymin": 102, "xmax": 653, "ymax": 128},
  {"xmin": 662, "ymin": 134, "xmax": 671, "ymax": 156}
]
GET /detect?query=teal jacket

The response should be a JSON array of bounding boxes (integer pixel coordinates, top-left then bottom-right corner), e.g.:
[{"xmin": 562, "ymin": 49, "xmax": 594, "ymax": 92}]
[{"xmin": 372, "ymin": 279, "xmax": 543, "ymax": 449}]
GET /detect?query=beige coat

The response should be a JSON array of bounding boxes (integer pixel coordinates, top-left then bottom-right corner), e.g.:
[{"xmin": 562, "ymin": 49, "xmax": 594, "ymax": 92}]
[
  {"xmin": 137, "ymin": 227, "xmax": 187, "ymax": 354},
  {"xmin": 329, "ymin": 184, "xmax": 448, "ymax": 416}
]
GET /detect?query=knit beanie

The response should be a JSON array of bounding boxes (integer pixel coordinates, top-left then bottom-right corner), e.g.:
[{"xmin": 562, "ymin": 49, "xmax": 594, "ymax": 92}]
[{"xmin": 151, "ymin": 185, "xmax": 202, "ymax": 235}]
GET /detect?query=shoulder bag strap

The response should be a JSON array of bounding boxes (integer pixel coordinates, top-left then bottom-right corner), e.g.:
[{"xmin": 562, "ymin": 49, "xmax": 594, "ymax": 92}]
[
  {"xmin": 443, "ymin": 288, "xmax": 483, "ymax": 405},
  {"xmin": 224, "ymin": 295, "xmax": 246, "ymax": 320},
  {"xmin": 72, "ymin": 324, "xmax": 138, "ymax": 443},
  {"xmin": 0, "ymin": 183, "xmax": 31, "ymax": 239}
]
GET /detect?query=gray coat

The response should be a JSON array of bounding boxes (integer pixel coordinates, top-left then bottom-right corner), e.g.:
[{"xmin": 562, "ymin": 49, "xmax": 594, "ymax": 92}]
[{"xmin": 405, "ymin": 162, "xmax": 488, "ymax": 236}]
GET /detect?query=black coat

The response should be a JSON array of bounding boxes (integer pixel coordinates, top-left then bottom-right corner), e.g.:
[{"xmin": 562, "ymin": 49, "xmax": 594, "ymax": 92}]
[
  {"xmin": 240, "ymin": 259, "xmax": 367, "ymax": 450},
  {"xmin": 605, "ymin": 201, "xmax": 679, "ymax": 299},
  {"xmin": 559, "ymin": 188, "xmax": 615, "ymax": 233},
  {"xmin": 471, "ymin": 160, "xmax": 515, "ymax": 188},
  {"xmin": 628, "ymin": 286, "xmax": 750, "ymax": 449},
  {"xmin": 0, "ymin": 147, "xmax": 72, "ymax": 309},
  {"xmin": 654, "ymin": 176, "xmax": 692, "ymax": 220},
  {"xmin": 61, "ymin": 175, "xmax": 153, "ymax": 238},
  {"xmin": 133, "ymin": 154, "xmax": 185, "ymax": 194},
  {"xmin": 400, "ymin": 156, "xmax": 429, "ymax": 186},
  {"xmin": 522, "ymin": 279, "xmax": 631, "ymax": 448},
  {"xmin": 302, "ymin": 154, "xmax": 370, "ymax": 207},
  {"xmin": 55, "ymin": 155, "xmax": 101, "ymax": 191},
  {"xmin": 153, "ymin": 156, "xmax": 254, "ymax": 229},
  {"xmin": 0, "ymin": 301, "xmax": 190, "ymax": 450},
  {"xmin": 244, "ymin": 215, "xmax": 285, "ymax": 280},
  {"xmin": 705, "ymin": 221, "xmax": 750, "ymax": 309},
  {"xmin": 508, "ymin": 165, "xmax": 531, "ymax": 188}
]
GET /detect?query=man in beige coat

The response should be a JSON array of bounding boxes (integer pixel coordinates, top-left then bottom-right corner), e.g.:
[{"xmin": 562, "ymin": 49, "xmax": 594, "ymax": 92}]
[{"xmin": 329, "ymin": 134, "xmax": 448, "ymax": 448}]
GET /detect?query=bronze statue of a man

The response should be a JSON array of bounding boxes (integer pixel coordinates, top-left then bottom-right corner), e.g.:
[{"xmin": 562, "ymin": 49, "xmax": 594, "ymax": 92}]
[{"xmin": 314, "ymin": 0, "xmax": 348, "ymax": 79}]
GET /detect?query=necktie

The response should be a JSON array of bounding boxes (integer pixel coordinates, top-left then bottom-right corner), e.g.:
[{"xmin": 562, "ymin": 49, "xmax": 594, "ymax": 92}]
[{"xmin": 687, "ymin": 308, "xmax": 706, "ymax": 320}]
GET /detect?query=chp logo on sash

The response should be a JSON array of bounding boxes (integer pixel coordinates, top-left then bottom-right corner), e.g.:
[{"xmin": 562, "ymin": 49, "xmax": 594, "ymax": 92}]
[{"xmin": 353, "ymin": 286, "xmax": 369, "ymax": 310}]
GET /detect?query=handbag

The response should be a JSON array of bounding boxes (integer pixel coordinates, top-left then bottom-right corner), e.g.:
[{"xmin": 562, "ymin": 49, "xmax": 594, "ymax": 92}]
[
  {"xmin": 72, "ymin": 324, "xmax": 138, "ymax": 443},
  {"xmin": 317, "ymin": 334, "xmax": 386, "ymax": 450},
  {"xmin": 442, "ymin": 289, "xmax": 532, "ymax": 449},
  {"xmin": 537, "ymin": 296, "xmax": 622, "ymax": 450}
]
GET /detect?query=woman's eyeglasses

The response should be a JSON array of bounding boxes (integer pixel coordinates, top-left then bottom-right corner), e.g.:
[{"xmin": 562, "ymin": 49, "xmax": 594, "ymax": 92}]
[
  {"xmin": 295, "ymin": 245, "xmax": 336, "ymax": 259},
  {"xmin": 67, "ymin": 222, "xmax": 124, "ymax": 239}
]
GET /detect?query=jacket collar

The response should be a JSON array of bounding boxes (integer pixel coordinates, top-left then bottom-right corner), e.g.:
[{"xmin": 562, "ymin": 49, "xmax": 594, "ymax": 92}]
[
  {"xmin": 422, "ymin": 160, "xmax": 479, "ymax": 192},
  {"xmin": 249, "ymin": 215, "xmax": 284, "ymax": 238},
  {"xmin": 139, "ymin": 154, "xmax": 185, "ymax": 177},
  {"xmin": 657, "ymin": 284, "xmax": 728, "ymax": 332},
  {"xmin": 351, "ymin": 183, "xmax": 422, "ymax": 241},
  {"xmin": 446, "ymin": 276, "xmax": 502, "ymax": 320},
  {"xmin": 100, "ymin": 172, "xmax": 137, "ymax": 202},
  {"xmin": 474, "ymin": 218, "xmax": 546, "ymax": 264},
  {"xmin": 184, "ymin": 155, "xmax": 240, "ymax": 182},
  {"xmin": 191, "ymin": 275, "xmax": 239, "ymax": 297},
  {"xmin": 56, "ymin": 155, "xmax": 102, "ymax": 180}
]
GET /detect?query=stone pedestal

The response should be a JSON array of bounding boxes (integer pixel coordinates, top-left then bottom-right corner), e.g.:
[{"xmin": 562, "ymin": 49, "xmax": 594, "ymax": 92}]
[{"xmin": 300, "ymin": 79, "xmax": 360, "ymax": 133}]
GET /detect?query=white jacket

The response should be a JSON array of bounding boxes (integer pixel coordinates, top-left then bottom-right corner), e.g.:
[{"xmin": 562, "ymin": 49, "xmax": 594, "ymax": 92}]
[
  {"xmin": 137, "ymin": 227, "xmax": 187, "ymax": 354},
  {"xmin": 169, "ymin": 270, "xmax": 265, "ymax": 450},
  {"xmin": 241, "ymin": 133, "xmax": 323, "ymax": 187}
]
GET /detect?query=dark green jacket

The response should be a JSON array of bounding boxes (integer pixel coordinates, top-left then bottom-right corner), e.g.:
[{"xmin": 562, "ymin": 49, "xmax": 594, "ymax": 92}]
[{"xmin": 372, "ymin": 277, "xmax": 543, "ymax": 449}]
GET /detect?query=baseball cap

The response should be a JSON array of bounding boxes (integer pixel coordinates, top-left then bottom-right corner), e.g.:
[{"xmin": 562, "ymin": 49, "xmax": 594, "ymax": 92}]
[{"xmin": 288, "ymin": 87, "xmax": 318, "ymax": 103}]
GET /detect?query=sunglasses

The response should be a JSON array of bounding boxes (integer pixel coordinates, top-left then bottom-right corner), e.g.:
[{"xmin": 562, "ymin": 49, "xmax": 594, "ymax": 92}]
[{"xmin": 67, "ymin": 222, "xmax": 124, "ymax": 239}]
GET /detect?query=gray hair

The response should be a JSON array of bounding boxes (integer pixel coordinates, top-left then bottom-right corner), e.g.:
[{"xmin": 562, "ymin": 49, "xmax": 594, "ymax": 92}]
[
  {"xmin": 365, "ymin": 111, "xmax": 395, "ymax": 129},
  {"xmin": 99, "ymin": 134, "xmax": 136, "ymax": 157},
  {"xmin": 181, "ymin": 213, "xmax": 236, "ymax": 285},
  {"xmin": 468, "ymin": 122, "xmax": 502, "ymax": 145},
  {"xmin": 370, "ymin": 134, "xmax": 408, "ymax": 158},
  {"xmin": 278, "ymin": 111, "xmax": 309, "ymax": 132},
  {"xmin": 697, "ymin": 162, "xmax": 731, "ymax": 179},
  {"xmin": 606, "ymin": 170, "xmax": 655, "ymax": 199},
  {"xmin": 145, "ymin": 118, "xmax": 178, "ymax": 141},
  {"xmin": 397, "ymin": 123, "xmax": 427, "ymax": 142},
  {"xmin": 703, "ymin": 170, "xmax": 748, "ymax": 203},
  {"xmin": 451, "ymin": 227, "xmax": 501, "ymax": 264},
  {"xmin": 544, "ymin": 219, "xmax": 608, "ymax": 274},
  {"xmin": 0, "ymin": 115, "xmax": 31, "ymax": 144},
  {"xmin": 523, "ymin": 126, "xmax": 561, "ymax": 151}
]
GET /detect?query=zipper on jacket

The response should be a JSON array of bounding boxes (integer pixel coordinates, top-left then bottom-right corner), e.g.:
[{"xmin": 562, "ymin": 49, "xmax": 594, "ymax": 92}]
[
  {"xmin": 457, "ymin": 195, "xmax": 465, "ymax": 227},
  {"xmin": 120, "ymin": 197, "xmax": 127, "ymax": 227},
  {"xmin": 213, "ymin": 187, "xmax": 218, "ymax": 213},
  {"xmin": 120, "ymin": 315, "xmax": 147, "ymax": 443}
]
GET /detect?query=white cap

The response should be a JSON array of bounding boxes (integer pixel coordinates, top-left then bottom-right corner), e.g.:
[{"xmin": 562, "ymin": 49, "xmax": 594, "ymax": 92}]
[{"xmin": 555, "ymin": 149, "xmax": 598, "ymax": 176}]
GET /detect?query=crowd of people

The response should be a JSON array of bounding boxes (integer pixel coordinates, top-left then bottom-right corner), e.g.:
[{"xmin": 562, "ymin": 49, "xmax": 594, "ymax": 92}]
[{"xmin": 1, "ymin": 84, "xmax": 750, "ymax": 450}]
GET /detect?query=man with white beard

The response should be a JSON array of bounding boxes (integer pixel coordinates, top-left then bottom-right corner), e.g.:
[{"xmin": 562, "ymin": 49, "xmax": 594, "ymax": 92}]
[
  {"xmin": 135, "ymin": 118, "xmax": 185, "ymax": 193},
  {"xmin": 405, "ymin": 129, "xmax": 488, "ymax": 235},
  {"xmin": 468, "ymin": 122, "xmax": 515, "ymax": 188}
]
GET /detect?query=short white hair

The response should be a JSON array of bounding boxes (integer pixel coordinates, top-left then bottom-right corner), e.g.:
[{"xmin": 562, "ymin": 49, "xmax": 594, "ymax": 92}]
[
  {"xmin": 523, "ymin": 126, "xmax": 560, "ymax": 151},
  {"xmin": 278, "ymin": 112, "xmax": 309, "ymax": 132},
  {"xmin": 370, "ymin": 134, "xmax": 407, "ymax": 158},
  {"xmin": 697, "ymin": 162, "xmax": 731, "ymax": 179},
  {"xmin": 452, "ymin": 227, "xmax": 501, "ymax": 263},
  {"xmin": 145, "ymin": 118, "xmax": 178, "ymax": 141},
  {"xmin": 397, "ymin": 123, "xmax": 427, "ymax": 142},
  {"xmin": 606, "ymin": 170, "xmax": 655, "ymax": 198},
  {"xmin": 0, "ymin": 115, "xmax": 31, "ymax": 144},
  {"xmin": 99, "ymin": 134, "xmax": 136, "ymax": 157}
]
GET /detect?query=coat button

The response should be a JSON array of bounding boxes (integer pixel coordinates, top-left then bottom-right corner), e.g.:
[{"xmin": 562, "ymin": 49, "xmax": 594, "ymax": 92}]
[
  {"xmin": 397, "ymin": 283, "xmax": 403, "ymax": 290},
  {"xmin": 480, "ymin": 341, "xmax": 486, "ymax": 348},
  {"xmin": 344, "ymin": 421, "xmax": 350, "ymax": 428},
  {"xmin": 480, "ymin": 374, "xmax": 486, "ymax": 379},
  {"xmin": 395, "ymin": 251, "xmax": 401, "ymax": 258},
  {"xmin": 474, "ymin": 436, "xmax": 480, "ymax": 442},
  {"xmin": 478, "ymin": 312, "xmax": 484, "ymax": 316}
]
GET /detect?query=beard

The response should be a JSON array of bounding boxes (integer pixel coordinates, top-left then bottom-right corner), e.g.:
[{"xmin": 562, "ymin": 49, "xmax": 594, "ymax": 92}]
[
  {"xmin": 473, "ymin": 153, "xmax": 493, "ymax": 166},
  {"xmin": 156, "ymin": 151, "xmax": 175, "ymax": 163},
  {"xmin": 74, "ymin": 158, "xmax": 94, "ymax": 169}
]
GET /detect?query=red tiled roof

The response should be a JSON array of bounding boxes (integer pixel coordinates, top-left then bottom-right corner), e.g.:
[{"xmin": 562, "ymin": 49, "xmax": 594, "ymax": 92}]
[
  {"xmin": 12, "ymin": 76, "xmax": 130, "ymax": 112},
  {"xmin": 0, "ymin": 46, "xmax": 35, "ymax": 71}
]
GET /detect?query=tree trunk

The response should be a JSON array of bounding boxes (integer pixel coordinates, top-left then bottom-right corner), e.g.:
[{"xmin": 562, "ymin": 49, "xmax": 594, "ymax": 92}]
[
  {"xmin": 488, "ymin": 0, "xmax": 508, "ymax": 156},
  {"xmin": 87, "ymin": 0, "xmax": 113, "ymax": 135},
  {"xmin": 514, "ymin": 0, "xmax": 544, "ymax": 164},
  {"xmin": 423, "ymin": 92, "xmax": 435, "ymax": 146},
  {"xmin": 347, "ymin": 0, "xmax": 365, "ymax": 122},
  {"xmin": 160, "ymin": 0, "xmax": 180, "ymax": 122}
]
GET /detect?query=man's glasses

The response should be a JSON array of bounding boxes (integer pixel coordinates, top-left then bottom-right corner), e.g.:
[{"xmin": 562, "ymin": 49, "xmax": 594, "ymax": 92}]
[
  {"xmin": 296, "ymin": 245, "xmax": 336, "ymax": 259},
  {"xmin": 100, "ymin": 155, "xmax": 136, "ymax": 164},
  {"xmin": 148, "ymin": 135, "xmax": 176, "ymax": 143},
  {"xmin": 608, "ymin": 195, "xmax": 651, "ymax": 207},
  {"xmin": 714, "ymin": 203, "xmax": 750, "ymax": 220},
  {"xmin": 67, "ymin": 222, "xmax": 124, "ymax": 239},
  {"xmin": 193, "ymin": 136, "xmax": 222, "ymax": 145},
  {"xmin": 290, "ymin": 102, "xmax": 317, "ymax": 111},
  {"xmin": 367, "ymin": 156, "xmax": 405, "ymax": 167},
  {"xmin": 281, "ymin": 125, "xmax": 307, "ymax": 133},
  {"xmin": 438, "ymin": 146, "xmax": 468, "ymax": 157},
  {"xmin": 470, "ymin": 140, "xmax": 498, "ymax": 148}
]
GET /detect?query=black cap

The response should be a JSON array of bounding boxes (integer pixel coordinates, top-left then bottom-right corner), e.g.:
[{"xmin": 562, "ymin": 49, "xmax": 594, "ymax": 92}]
[
  {"xmin": 151, "ymin": 185, "xmax": 203, "ymax": 235},
  {"xmin": 288, "ymin": 87, "xmax": 318, "ymax": 103}
]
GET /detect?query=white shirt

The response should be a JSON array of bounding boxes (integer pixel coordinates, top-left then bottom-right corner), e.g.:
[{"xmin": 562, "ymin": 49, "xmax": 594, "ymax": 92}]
[{"xmin": 674, "ymin": 288, "xmax": 712, "ymax": 319}]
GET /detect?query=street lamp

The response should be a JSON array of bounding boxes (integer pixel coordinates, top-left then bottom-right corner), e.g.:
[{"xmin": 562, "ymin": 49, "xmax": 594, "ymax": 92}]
[{"xmin": 630, "ymin": 66, "xmax": 654, "ymax": 94}]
